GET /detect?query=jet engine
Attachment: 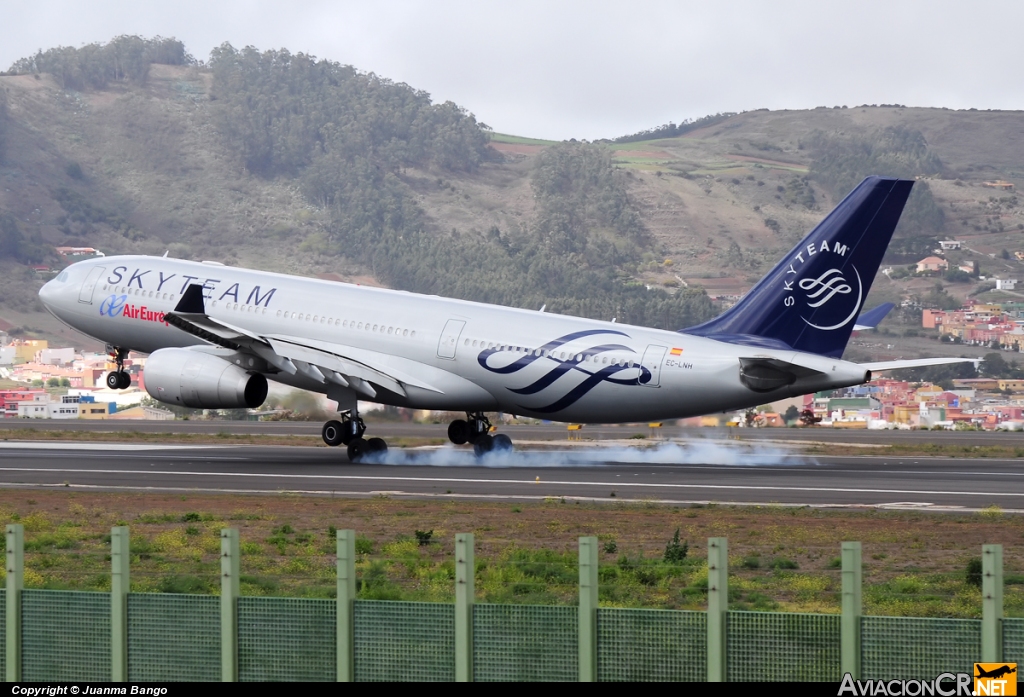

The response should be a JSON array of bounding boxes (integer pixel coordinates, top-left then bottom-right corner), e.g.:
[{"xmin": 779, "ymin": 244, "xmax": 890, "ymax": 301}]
[{"xmin": 144, "ymin": 348, "xmax": 268, "ymax": 409}]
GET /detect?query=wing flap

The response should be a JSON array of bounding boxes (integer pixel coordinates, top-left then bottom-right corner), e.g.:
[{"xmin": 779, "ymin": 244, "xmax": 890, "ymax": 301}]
[{"xmin": 860, "ymin": 357, "xmax": 981, "ymax": 372}]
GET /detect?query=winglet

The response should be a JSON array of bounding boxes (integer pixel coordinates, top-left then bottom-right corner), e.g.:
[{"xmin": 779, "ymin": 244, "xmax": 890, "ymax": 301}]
[{"xmin": 174, "ymin": 284, "xmax": 206, "ymax": 314}]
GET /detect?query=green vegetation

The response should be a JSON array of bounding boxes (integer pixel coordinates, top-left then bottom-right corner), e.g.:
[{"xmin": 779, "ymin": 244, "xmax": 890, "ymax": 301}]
[
  {"xmin": 804, "ymin": 127, "xmax": 946, "ymax": 258},
  {"xmin": 612, "ymin": 113, "xmax": 737, "ymax": 143},
  {"xmin": 0, "ymin": 88, "xmax": 8, "ymax": 163},
  {"xmin": 0, "ymin": 214, "xmax": 49, "ymax": 264},
  {"xmin": 8, "ymin": 35, "xmax": 190, "ymax": 89},
  {"xmin": 208, "ymin": 46, "xmax": 716, "ymax": 328},
  {"xmin": 52, "ymin": 187, "xmax": 142, "ymax": 241}
]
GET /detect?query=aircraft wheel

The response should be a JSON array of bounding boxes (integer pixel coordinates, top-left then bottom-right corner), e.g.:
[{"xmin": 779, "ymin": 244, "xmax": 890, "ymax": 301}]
[
  {"xmin": 322, "ymin": 420, "xmax": 345, "ymax": 447},
  {"xmin": 473, "ymin": 433, "xmax": 494, "ymax": 457},
  {"xmin": 106, "ymin": 372, "xmax": 122, "ymax": 390},
  {"xmin": 367, "ymin": 437, "xmax": 388, "ymax": 455},
  {"xmin": 347, "ymin": 437, "xmax": 368, "ymax": 463},
  {"xmin": 119, "ymin": 372, "xmax": 132, "ymax": 389},
  {"xmin": 448, "ymin": 420, "xmax": 470, "ymax": 445},
  {"xmin": 492, "ymin": 433, "xmax": 513, "ymax": 453}
]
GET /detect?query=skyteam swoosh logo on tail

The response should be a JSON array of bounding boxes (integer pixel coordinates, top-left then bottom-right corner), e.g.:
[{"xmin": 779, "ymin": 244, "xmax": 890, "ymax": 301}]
[
  {"xmin": 477, "ymin": 329, "xmax": 650, "ymax": 413},
  {"xmin": 799, "ymin": 266, "xmax": 862, "ymax": 331}
]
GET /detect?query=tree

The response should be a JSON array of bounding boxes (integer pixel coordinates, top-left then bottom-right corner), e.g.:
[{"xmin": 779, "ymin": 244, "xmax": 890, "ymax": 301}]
[
  {"xmin": 784, "ymin": 405, "xmax": 800, "ymax": 423},
  {"xmin": 46, "ymin": 378, "xmax": 60, "ymax": 387}
]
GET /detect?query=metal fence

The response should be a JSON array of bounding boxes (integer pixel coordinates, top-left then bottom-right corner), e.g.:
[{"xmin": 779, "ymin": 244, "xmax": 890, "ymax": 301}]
[{"xmin": 2, "ymin": 526, "xmax": 1013, "ymax": 682}]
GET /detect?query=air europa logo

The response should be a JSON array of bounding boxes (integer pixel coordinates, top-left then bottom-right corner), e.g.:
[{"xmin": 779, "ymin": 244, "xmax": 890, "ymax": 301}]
[
  {"xmin": 98, "ymin": 295, "xmax": 168, "ymax": 326},
  {"xmin": 781, "ymin": 237, "xmax": 862, "ymax": 332},
  {"xmin": 99, "ymin": 294, "xmax": 127, "ymax": 317}
]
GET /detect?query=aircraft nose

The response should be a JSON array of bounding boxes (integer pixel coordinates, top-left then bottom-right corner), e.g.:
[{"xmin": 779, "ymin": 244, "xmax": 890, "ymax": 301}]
[{"xmin": 38, "ymin": 277, "xmax": 61, "ymax": 310}]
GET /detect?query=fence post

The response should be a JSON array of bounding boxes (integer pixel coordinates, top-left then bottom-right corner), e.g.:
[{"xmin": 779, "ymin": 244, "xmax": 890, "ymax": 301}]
[
  {"xmin": 455, "ymin": 533, "xmax": 474, "ymax": 682},
  {"xmin": 579, "ymin": 536, "xmax": 599, "ymax": 682},
  {"xmin": 337, "ymin": 529, "xmax": 356, "ymax": 682},
  {"xmin": 707, "ymin": 536, "xmax": 728, "ymax": 682},
  {"xmin": 220, "ymin": 528, "xmax": 240, "ymax": 682},
  {"xmin": 841, "ymin": 541, "xmax": 862, "ymax": 679},
  {"xmin": 111, "ymin": 526, "xmax": 130, "ymax": 682},
  {"xmin": 5, "ymin": 524, "xmax": 23, "ymax": 682},
  {"xmin": 982, "ymin": 544, "xmax": 1003, "ymax": 662}
]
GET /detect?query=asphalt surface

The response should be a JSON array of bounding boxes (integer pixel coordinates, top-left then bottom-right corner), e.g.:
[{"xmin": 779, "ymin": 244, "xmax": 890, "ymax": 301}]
[
  {"xmin": 1, "ymin": 419, "xmax": 1022, "ymax": 447},
  {"xmin": 1, "ymin": 440, "xmax": 1022, "ymax": 512}
]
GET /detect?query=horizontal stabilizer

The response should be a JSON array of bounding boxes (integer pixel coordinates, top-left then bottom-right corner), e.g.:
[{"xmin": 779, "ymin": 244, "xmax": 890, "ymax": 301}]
[
  {"xmin": 860, "ymin": 357, "xmax": 981, "ymax": 372},
  {"xmin": 853, "ymin": 302, "xmax": 895, "ymax": 331}
]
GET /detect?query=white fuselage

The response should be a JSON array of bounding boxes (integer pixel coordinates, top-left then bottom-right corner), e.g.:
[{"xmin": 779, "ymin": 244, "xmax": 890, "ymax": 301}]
[{"xmin": 39, "ymin": 256, "xmax": 869, "ymax": 422}]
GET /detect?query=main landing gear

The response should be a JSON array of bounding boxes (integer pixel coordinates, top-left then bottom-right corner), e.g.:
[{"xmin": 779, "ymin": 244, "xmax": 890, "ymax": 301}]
[
  {"xmin": 322, "ymin": 411, "xmax": 388, "ymax": 463},
  {"xmin": 448, "ymin": 412, "xmax": 513, "ymax": 456},
  {"xmin": 105, "ymin": 347, "xmax": 131, "ymax": 390}
]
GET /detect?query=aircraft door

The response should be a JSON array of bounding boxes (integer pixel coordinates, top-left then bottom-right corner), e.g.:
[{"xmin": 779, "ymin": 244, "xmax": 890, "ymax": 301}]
[
  {"xmin": 78, "ymin": 266, "xmax": 107, "ymax": 304},
  {"xmin": 640, "ymin": 345, "xmax": 667, "ymax": 387},
  {"xmin": 437, "ymin": 319, "xmax": 466, "ymax": 359}
]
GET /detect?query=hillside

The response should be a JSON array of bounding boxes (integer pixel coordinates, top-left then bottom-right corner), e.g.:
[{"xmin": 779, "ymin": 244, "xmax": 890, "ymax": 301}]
[{"xmin": 2, "ymin": 38, "xmax": 1024, "ymax": 363}]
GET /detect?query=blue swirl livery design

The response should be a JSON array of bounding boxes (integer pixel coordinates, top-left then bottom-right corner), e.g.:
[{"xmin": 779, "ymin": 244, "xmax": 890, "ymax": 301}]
[{"xmin": 478, "ymin": 329, "xmax": 651, "ymax": 413}]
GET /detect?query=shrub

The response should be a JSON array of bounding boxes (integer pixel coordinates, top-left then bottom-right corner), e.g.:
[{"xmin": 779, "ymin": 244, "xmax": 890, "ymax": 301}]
[
  {"xmin": 966, "ymin": 558, "xmax": 983, "ymax": 588},
  {"xmin": 414, "ymin": 529, "xmax": 433, "ymax": 546},
  {"xmin": 664, "ymin": 528, "xmax": 688, "ymax": 564}
]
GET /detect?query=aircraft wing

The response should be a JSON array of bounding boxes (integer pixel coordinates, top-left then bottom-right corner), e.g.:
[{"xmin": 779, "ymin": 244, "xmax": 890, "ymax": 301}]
[
  {"xmin": 859, "ymin": 357, "xmax": 981, "ymax": 372},
  {"xmin": 166, "ymin": 284, "xmax": 443, "ymax": 397}
]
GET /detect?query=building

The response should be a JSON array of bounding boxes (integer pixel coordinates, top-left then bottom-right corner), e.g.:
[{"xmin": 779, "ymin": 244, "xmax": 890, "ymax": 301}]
[
  {"xmin": 77, "ymin": 396, "xmax": 117, "ymax": 419},
  {"xmin": 916, "ymin": 256, "xmax": 949, "ymax": 273},
  {"xmin": 982, "ymin": 180, "xmax": 1015, "ymax": 190},
  {"xmin": 38, "ymin": 348, "xmax": 76, "ymax": 365},
  {"xmin": 939, "ymin": 240, "xmax": 963, "ymax": 250},
  {"xmin": 996, "ymin": 279, "xmax": 1018, "ymax": 291},
  {"xmin": 0, "ymin": 389, "xmax": 47, "ymax": 418},
  {"xmin": 9, "ymin": 340, "xmax": 47, "ymax": 363}
]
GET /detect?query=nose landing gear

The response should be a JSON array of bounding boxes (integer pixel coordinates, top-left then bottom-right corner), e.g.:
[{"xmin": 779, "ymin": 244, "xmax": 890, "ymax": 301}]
[
  {"xmin": 448, "ymin": 413, "xmax": 513, "ymax": 456},
  {"xmin": 105, "ymin": 347, "xmax": 131, "ymax": 390},
  {"xmin": 322, "ymin": 411, "xmax": 388, "ymax": 463}
]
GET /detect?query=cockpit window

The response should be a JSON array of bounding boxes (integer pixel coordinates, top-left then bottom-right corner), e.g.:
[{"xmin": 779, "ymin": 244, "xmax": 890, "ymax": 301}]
[{"xmin": 55, "ymin": 271, "xmax": 70, "ymax": 283}]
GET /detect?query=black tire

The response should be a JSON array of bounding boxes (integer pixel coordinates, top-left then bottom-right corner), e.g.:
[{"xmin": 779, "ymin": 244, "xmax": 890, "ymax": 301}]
[
  {"xmin": 322, "ymin": 420, "xmax": 345, "ymax": 447},
  {"xmin": 448, "ymin": 419, "xmax": 470, "ymax": 445},
  {"xmin": 347, "ymin": 437, "xmax": 368, "ymax": 463},
  {"xmin": 119, "ymin": 372, "xmax": 131, "ymax": 389},
  {"xmin": 473, "ymin": 433, "xmax": 494, "ymax": 457},
  {"xmin": 492, "ymin": 433, "xmax": 513, "ymax": 452},
  {"xmin": 106, "ymin": 372, "xmax": 121, "ymax": 390},
  {"xmin": 367, "ymin": 437, "xmax": 388, "ymax": 454}
]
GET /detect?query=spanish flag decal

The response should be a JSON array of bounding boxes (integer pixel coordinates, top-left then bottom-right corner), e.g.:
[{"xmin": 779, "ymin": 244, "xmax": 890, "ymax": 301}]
[{"xmin": 670, "ymin": 347, "xmax": 684, "ymax": 356}]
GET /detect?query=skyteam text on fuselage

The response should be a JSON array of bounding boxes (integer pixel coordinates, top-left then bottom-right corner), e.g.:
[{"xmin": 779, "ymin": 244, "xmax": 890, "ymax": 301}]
[{"xmin": 38, "ymin": 176, "xmax": 972, "ymax": 461}]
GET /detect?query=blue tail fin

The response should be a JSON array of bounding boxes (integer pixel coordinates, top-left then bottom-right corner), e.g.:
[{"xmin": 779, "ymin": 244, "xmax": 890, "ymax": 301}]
[{"xmin": 682, "ymin": 176, "xmax": 914, "ymax": 358}]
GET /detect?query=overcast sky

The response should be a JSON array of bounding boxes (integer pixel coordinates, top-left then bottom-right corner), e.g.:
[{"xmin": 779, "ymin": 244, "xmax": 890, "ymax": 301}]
[{"xmin": 2, "ymin": 1, "xmax": 1022, "ymax": 141}]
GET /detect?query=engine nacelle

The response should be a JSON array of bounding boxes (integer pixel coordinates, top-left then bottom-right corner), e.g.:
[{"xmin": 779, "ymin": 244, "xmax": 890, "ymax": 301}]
[{"xmin": 144, "ymin": 348, "xmax": 268, "ymax": 409}]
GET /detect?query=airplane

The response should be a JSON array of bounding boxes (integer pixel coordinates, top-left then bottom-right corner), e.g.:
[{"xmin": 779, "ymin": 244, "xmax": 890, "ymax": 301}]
[{"xmin": 38, "ymin": 176, "xmax": 973, "ymax": 461}]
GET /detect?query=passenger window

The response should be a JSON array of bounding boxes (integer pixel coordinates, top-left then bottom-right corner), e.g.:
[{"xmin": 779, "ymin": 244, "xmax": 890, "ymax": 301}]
[
  {"xmin": 410, "ymin": 331, "xmax": 416, "ymax": 338},
  {"xmin": 403, "ymin": 329, "xmax": 409, "ymax": 337}
]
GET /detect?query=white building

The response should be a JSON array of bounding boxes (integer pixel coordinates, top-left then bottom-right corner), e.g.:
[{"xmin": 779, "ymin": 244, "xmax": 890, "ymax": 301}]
[
  {"xmin": 0, "ymin": 347, "xmax": 14, "ymax": 365},
  {"xmin": 996, "ymin": 279, "xmax": 1018, "ymax": 290},
  {"xmin": 38, "ymin": 347, "xmax": 76, "ymax": 365},
  {"xmin": 17, "ymin": 394, "xmax": 80, "ymax": 419},
  {"xmin": 939, "ymin": 240, "xmax": 963, "ymax": 250}
]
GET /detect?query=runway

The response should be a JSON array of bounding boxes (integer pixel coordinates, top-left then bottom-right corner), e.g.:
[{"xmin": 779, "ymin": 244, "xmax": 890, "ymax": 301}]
[
  {"xmin": 1, "ymin": 419, "xmax": 1023, "ymax": 447},
  {"xmin": 1, "ymin": 440, "xmax": 1022, "ymax": 511}
]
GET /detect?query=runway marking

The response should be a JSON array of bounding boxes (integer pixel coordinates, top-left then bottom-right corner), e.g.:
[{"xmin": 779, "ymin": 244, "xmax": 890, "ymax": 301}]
[
  {"xmin": 0, "ymin": 480, "xmax": 1016, "ymax": 513},
  {"xmin": 0, "ymin": 442, "xmax": 229, "ymax": 451},
  {"xmin": 0, "ymin": 467, "xmax": 1022, "ymax": 499}
]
